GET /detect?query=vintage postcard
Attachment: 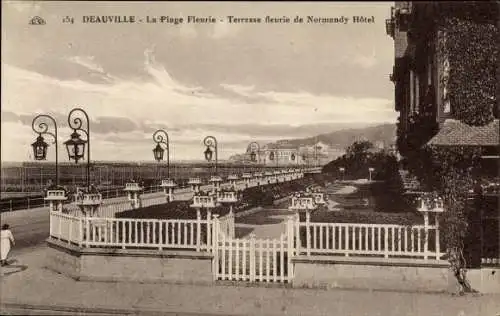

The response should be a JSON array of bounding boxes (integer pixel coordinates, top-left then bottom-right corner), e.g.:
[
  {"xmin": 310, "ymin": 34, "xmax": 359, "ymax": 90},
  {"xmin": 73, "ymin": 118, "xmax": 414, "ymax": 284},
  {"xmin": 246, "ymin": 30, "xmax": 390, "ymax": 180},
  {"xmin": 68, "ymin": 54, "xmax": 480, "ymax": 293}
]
[{"xmin": 1, "ymin": 1, "xmax": 499, "ymax": 315}]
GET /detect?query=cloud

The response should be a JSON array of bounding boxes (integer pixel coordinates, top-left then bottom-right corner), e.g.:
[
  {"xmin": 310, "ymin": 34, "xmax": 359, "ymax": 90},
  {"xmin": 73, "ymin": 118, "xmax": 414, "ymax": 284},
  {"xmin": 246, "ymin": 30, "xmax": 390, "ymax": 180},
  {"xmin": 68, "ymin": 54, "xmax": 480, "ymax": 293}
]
[
  {"xmin": 1, "ymin": 48, "xmax": 396, "ymax": 161},
  {"xmin": 68, "ymin": 56, "xmax": 104, "ymax": 73},
  {"xmin": 220, "ymin": 83, "xmax": 256, "ymax": 97}
]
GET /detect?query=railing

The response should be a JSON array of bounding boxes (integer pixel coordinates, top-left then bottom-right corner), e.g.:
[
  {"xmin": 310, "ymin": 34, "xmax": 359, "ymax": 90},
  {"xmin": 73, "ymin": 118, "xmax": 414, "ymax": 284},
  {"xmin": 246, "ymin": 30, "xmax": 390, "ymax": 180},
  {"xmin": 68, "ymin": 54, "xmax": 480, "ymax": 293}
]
[
  {"xmin": 49, "ymin": 211, "xmax": 213, "ymax": 251},
  {"xmin": 3, "ymin": 174, "xmax": 304, "ymax": 214},
  {"xmin": 75, "ymin": 193, "xmax": 103, "ymax": 205},
  {"xmin": 218, "ymin": 213, "xmax": 235, "ymax": 238},
  {"xmin": 192, "ymin": 195, "xmax": 218, "ymax": 208},
  {"xmin": 297, "ymin": 222, "xmax": 444, "ymax": 260},
  {"xmin": 217, "ymin": 191, "xmax": 238, "ymax": 203},
  {"xmin": 97, "ymin": 201, "xmax": 132, "ymax": 218},
  {"xmin": 289, "ymin": 197, "xmax": 316, "ymax": 210},
  {"xmin": 124, "ymin": 183, "xmax": 142, "ymax": 190},
  {"xmin": 50, "ymin": 211, "xmax": 83, "ymax": 246},
  {"xmin": 140, "ymin": 195, "xmax": 168, "ymax": 208},
  {"xmin": 161, "ymin": 179, "xmax": 176, "ymax": 187},
  {"xmin": 188, "ymin": 178, "xmax": 202, "ymax": 184}
]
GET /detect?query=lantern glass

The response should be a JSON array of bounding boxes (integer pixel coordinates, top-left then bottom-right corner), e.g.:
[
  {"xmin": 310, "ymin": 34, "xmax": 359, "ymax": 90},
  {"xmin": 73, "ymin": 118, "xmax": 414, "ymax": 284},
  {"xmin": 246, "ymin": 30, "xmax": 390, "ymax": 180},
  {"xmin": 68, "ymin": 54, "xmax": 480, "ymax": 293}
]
[
  {"xmin": 64, "ymin": 131, "xmax": 86, "ymax": 163},
  {"xmin": 269, "ymin": 152, "xmax": 275, "ymax": 161},
  {"xmin": 204, "ymin": 147, "xmax": 213, "ymax": 161},
  {"xmin": 250, "ymin": 151, "xmax": 256, "ymax": 162},
  {"xmin": 153, "ymin": 144, "xmax": 164, "ymax": 161},
  {"xmin": 31, "ymin": 135, "xmax": 48, "ymax": 160},
  {"xmin": 291, "ymin": 153, "xmax": 296, "ymax": 161}
]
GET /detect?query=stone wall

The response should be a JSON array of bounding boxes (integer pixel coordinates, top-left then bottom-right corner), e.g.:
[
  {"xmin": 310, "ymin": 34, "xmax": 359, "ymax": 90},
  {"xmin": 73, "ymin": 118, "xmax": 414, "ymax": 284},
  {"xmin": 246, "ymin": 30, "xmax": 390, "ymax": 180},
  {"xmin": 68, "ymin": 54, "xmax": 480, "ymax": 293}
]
[
  {"xmin": 292, "ymin": 256, "xmax": 455, "ymax": 293},
  {"xmin": 46, "ymin": 239, "xmax": 213, "ymax": 285}
]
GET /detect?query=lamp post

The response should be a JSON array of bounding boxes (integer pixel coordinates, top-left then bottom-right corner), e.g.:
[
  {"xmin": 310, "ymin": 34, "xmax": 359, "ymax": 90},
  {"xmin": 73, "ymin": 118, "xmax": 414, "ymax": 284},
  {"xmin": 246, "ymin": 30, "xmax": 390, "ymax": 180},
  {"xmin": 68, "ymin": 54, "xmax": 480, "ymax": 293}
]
[
  {"xmin": 32, "ymin": 114, "xmax": 68, "ymax": 212},
  {"xmin": 369, "ymin": 167, "xmax": 375, "ymax": 182},
  {"xmin": 247, "ymin": 142, "xmax": 261, "ymax": 164},
  {"xmin": 152, "ymin": 129, "xmax": 170, "ymax": 179},
  {"xmin": 64, "ymin": 108, "xmax": 101, "ymax": 216},
  {"xmin": 64, "ymin": 108, "xmax": 91, "ymax": 189},
  {"xmin": 203, "ymin": 136, "xmax": 218, "ymax": 175},
  {"xmin": 31, "ymin": 114, "xmax": 59, "ymax": 186}
]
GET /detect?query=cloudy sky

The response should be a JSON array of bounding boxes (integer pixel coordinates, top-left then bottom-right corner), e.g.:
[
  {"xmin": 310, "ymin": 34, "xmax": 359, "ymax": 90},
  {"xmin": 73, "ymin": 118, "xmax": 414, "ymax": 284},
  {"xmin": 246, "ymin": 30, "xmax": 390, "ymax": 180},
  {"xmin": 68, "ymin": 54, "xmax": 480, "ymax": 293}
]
[{"xmin": 1, "ymin": 1, "xmax": 396, "ymax": 162}]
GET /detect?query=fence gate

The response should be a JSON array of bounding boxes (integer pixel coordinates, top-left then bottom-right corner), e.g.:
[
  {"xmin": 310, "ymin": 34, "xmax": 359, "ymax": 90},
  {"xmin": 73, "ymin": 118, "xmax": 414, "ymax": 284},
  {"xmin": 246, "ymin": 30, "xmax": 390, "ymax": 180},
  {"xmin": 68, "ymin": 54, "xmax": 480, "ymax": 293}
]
[{"xmin": 212, "ymin": 218, "xmax": 295, "ymax": 283}]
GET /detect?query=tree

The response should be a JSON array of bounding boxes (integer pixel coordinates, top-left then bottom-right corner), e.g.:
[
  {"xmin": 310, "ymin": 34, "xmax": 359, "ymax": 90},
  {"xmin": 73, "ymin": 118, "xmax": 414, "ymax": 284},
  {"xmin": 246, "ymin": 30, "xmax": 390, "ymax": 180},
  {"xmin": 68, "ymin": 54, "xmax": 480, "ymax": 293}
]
[{"xmin": 345, "ymin": 140, "xmax": 374, "ymax": 158}]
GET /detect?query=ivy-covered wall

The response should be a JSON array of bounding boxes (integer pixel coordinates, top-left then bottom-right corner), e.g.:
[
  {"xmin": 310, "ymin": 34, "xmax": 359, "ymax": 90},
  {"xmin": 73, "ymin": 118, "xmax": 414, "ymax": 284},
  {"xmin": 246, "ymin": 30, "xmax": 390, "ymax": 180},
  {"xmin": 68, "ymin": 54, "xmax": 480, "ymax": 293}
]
[
  {"xmin": 396, "ymin": 11, "xmax": 499, "ymax": 276},
  {"xmin": 438, "ymin": 17, "xmax": 498, "ymax": 126}
]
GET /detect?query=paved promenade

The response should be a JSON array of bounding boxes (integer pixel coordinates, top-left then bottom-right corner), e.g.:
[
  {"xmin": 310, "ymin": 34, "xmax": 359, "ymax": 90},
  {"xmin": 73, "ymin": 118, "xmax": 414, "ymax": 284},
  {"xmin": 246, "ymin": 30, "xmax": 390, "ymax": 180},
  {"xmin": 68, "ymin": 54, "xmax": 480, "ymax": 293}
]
[{"xmin": 1, "ymin": 246, "xmax": 499, "ymax": 316}]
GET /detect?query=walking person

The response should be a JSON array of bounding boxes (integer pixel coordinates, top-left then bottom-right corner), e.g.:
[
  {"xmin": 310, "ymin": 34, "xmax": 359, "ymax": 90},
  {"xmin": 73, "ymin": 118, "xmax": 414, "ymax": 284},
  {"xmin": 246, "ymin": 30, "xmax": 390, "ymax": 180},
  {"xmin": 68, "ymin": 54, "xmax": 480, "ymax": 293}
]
[{"xmin": 1, "ymin": 224, "xmax": 15, "ymax": 266}]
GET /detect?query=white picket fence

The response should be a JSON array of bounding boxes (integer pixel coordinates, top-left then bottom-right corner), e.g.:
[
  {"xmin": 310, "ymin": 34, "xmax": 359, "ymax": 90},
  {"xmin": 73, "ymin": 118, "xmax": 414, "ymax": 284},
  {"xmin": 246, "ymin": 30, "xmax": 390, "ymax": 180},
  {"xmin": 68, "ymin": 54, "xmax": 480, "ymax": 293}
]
[
  {"xmin": 296, "ymin": 221, "xmax": 444, "ymax": 260},
  {"xmin": 50, "ymin": 211, "xmax": 213, "ymax": 251},
  {"xmin": 49, "ymin": 205, "xmax": 445, "ymax": 284},
  {"xmin": 212, "ymin": 216, "xmax": 295, "ymax": 283}
]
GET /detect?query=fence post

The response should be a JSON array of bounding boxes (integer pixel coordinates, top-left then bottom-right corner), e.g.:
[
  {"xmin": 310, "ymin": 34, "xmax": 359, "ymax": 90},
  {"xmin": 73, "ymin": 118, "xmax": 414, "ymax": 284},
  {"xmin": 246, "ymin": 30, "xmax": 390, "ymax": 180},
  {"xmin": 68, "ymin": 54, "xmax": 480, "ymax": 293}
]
[
  {"xmin": 230, "ymin": 211, "xmax": 235, "ymax": 238},
  {"xmin": 79, "ymin": 217, "xmax": 84, "ymax": 247},
  {"xmin": 85, "ymin": 217, "xmax": 90, "ymax": 247},
  {"xmin": 207, "ymin": 209, "xmax": 212, "ymax": 251},
  {"xmin": 10, "ymin": 199, "xmax": 13, "ymax": 212},
  {"xmin": 435, "ymin": 214, "xmax": 441, "ymax": 260},
  {"xmin": 27, "ymin": 197, "xmax": 30, "ymax": 209},
  {"xmin": 423, "ymin": 212, "xmax": 429, "ymax": 261},
  {"xmin": 287, "ymin": 216, "xmax": 295, "ymax": 280},
  {"xmin": 212, "ymin": 214, "xmax": 219, "ymax": 281},
  {"xmin": 294, "ymin": 212, "xmax": 301, "ymax": 255},
  {"xmin": 384, "ymin": 227, "xmax": 389, "ymax": 258},
  {"xmin": 249, "ymin": 233, "xmax": 256, "ymax": 282},
  {"xmin": 196, "ymin": 208, "xmax": 201, "ymax": 252},
  {"xmin": 49, "ymin": 211, "xmax": 53, "ymax": 237},
  {"xmin": 306, "ymin": 210, "xmax": 311, "ymax": 256}
]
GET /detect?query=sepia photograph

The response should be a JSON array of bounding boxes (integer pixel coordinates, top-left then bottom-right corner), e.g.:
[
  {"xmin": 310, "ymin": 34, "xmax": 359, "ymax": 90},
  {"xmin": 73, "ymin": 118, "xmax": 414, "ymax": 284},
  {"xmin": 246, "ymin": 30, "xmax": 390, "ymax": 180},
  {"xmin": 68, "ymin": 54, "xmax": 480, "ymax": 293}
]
[{"xmin": 1, "ymin": 1, "xmax": 499, "ymax": 315}]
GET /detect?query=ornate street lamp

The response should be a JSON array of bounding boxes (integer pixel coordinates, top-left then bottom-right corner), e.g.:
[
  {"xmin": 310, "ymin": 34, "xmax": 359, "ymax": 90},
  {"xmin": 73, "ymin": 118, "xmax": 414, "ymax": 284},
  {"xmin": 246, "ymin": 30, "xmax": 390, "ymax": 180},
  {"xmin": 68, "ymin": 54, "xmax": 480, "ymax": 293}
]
[
  {"xmin": 203, "ymin": 136, "xmax": 218, "ymax": 175},
  {"xmin": 31, "ymin": 115, "xmax": 59, "ymax": 184},
  {"xmin": 152, "ymin": 129, "xmax": 170, "ymax": 178},
  {"xmin": 64, "ymin": 108, "xmax": 90, "ymax": 189},
  {"xmin": 247, "ymin": 142, "xmax": 261, "ymax": 163}
]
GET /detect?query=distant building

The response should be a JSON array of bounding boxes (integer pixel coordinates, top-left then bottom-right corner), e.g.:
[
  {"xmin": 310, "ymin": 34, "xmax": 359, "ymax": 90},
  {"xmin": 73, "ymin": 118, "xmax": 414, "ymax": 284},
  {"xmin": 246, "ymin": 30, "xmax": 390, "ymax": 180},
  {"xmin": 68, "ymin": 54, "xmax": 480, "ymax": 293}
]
[{"xmin": 263, "ymin": 143, "xmax": 303, "ymax": 166}]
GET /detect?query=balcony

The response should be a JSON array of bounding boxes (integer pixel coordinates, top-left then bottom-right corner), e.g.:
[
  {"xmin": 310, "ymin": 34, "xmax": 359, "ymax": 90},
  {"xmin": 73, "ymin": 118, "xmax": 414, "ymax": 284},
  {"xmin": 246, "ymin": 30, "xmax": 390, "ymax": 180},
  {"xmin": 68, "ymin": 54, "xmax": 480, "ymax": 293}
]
[
  {"xmin": 227, "ymin": 174, "xmax": 239, "ymax": 180},
  {"xmin": 241, "ymin": 173, "xmax": 253, "ymax": 179}
]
